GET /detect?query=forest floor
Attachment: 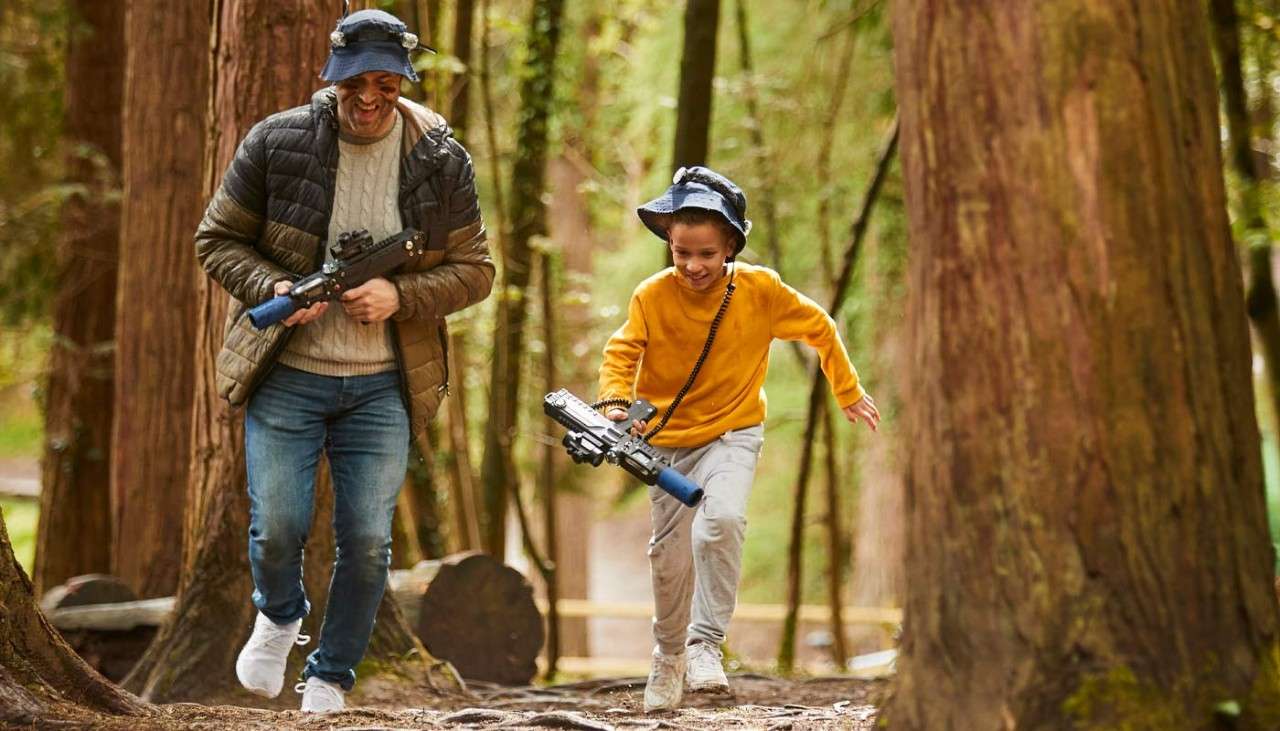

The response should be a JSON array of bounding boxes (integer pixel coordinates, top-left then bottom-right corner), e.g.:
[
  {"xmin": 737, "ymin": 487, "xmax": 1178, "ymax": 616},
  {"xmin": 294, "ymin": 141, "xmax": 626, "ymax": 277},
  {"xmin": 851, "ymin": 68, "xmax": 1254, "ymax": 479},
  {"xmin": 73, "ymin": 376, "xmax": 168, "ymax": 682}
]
[{"xmin": 31, "ymin": 675, "xmax": 883, "ymax": 730}]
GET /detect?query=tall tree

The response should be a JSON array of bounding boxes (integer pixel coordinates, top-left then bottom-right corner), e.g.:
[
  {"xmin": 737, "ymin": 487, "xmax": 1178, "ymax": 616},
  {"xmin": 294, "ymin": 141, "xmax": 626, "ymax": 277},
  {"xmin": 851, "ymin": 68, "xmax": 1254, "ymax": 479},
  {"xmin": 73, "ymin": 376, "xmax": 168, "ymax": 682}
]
[
  {"xmin": 671, "ymin": 0, "xmax": 721, "ymax": 172},
  {"xmin": 889, "ymin": 2, "xmax": 1280, "ymax": 726},
  {"xmin": 111, "ymin": 0, "xmax": 206, "ymax": 599},
  {"xmin": 1, "ymin": 511, "xmax": 145, "ymax": 725},
  {"xmin": 449, "ymin": 0, "xmax": 475, "ymax": 144},
  {"xmin": 34, "ymin": 0, "xmax": 125, "ymax": 596},
  {"xmin": 479, "ymin": 0, "xmax": 567, "ymax": 556},
  {"xmin": 1209, "ymin": 0, "xmax": 1280, "ymax": 466},
  {"xmin": 125, "ymin": 0, "xmax": 439, "ymax": 702}
]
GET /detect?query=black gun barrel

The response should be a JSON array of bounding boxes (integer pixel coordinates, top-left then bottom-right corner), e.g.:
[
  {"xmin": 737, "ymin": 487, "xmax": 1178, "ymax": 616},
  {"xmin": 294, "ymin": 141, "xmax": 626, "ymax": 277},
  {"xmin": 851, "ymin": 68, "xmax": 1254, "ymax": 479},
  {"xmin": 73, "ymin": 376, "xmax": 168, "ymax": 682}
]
[{"xmin": 247, "ymin": 228, "xmax": 426, "ymax": 329}]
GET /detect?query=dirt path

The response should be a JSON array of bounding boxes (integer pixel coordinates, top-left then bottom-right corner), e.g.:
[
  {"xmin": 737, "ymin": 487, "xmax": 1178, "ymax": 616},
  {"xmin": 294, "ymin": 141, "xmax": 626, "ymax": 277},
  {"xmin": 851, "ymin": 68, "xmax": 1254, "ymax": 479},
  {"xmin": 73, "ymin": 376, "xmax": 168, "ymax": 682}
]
[{"xmin": 43, "ymin": 676, "xmax": 884, "ymax": 730}]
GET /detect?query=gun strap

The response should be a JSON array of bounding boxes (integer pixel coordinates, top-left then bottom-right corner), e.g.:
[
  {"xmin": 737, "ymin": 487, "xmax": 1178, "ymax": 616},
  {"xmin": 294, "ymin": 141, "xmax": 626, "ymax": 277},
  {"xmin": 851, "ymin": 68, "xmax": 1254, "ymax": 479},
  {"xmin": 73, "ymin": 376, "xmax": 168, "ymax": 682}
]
[{"xmin": 591, "ymin": 266, "xmax": 737, "ymax": 442}]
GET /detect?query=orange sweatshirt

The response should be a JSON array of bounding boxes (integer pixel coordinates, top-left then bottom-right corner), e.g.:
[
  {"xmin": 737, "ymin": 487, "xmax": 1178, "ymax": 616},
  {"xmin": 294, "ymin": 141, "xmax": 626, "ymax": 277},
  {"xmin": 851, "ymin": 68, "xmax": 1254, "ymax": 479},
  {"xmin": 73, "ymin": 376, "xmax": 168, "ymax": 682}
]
[{"xmin": 597, "ymin": 264, "xmax": 864, "ymax": 447}]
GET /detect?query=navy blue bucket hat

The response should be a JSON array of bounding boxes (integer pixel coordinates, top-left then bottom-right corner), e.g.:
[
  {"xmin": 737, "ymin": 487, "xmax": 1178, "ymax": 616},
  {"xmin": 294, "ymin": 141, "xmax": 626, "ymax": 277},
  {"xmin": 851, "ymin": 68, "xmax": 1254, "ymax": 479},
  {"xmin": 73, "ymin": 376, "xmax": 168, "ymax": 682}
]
[
  {"xmin": 320, "ymin": 9, "xmax": 434, "ymax": 83},
  {"xmin": 637, "ymin": 166, "xmax": 752, "ymax": 259}
]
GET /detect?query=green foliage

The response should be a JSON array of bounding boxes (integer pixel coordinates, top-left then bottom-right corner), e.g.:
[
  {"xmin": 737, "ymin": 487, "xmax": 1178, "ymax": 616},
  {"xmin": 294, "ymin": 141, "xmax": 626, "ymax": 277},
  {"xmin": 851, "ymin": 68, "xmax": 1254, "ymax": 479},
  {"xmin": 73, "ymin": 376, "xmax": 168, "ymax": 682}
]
[
  {"xmin": 0, "ymin": 0, "xmax": 67, "ymax": 327},
  {"xmin": 0, "ymin": 498, "xmax": 38, "ymax": 574}
]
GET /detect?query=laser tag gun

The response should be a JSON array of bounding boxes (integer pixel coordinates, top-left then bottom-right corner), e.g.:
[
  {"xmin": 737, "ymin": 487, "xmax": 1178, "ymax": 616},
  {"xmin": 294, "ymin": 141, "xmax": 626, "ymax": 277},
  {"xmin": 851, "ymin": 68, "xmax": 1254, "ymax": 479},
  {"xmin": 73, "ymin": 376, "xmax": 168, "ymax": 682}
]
[
  {"xmin": 543, "ymin": 389, "xmax": 704, "ymax": 507},
  {"xmin": 247, "ymin": 227, "xmax": 428, "ymax": 329}
]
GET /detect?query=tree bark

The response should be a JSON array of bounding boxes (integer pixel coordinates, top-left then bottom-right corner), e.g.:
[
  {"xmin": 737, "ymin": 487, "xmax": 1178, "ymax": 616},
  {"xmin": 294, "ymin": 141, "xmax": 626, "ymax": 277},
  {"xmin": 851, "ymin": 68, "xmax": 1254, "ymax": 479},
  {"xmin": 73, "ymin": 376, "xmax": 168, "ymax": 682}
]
[
  {"xmin": 1209, "ymin": 0, "xmax": 1280, "ymax": 471},
  {"xmin": 34, "ymin": 0, "xmax": 125, "ymax": 597},
  {"xmin": 126, "ymin": 0, "xmax": 443, "ymax": 702},
  {"xmin": 479, "ymin": 0, "xmax": 566, "ymax": 557},
  {"xmin": 672, "ymin": 0, "xmax": 721, "ymax": 172},
  {"xmin": 733, "ymin": 0, "xmax": 780, "ymax": 274},
  {"xmin": 888, "ymin": 2, "xmax": 1280, "ymax": 726},
  {"xmin": 819, "ymin": 404, "xmax": 847, "ymax": 668},
  {"xmin": 112, "ymin": 0, "xmax": 207, "ymax": 600},
  {"xmin": 1, "ymin": 511, "xmax": 146, "ymax": 725},
  {"xmin": 538, "ymin": 250, "xmax": 562, "ymax": 677},
  {"xmin": 449, "ymin": 0, "xmax": 475, "ymax": 145}
]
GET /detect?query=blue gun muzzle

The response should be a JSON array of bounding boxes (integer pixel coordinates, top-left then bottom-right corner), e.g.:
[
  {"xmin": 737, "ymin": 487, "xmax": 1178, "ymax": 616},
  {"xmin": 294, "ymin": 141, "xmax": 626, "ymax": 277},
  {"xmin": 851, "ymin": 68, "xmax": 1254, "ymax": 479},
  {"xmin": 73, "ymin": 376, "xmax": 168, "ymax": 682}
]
[
  {"xmin": 656, "ymin": 467, "xmax": 703, "ymax": 507},
  {"xmin": 247, "ymin": 295, "xmax": 299, "ymax": 329}
]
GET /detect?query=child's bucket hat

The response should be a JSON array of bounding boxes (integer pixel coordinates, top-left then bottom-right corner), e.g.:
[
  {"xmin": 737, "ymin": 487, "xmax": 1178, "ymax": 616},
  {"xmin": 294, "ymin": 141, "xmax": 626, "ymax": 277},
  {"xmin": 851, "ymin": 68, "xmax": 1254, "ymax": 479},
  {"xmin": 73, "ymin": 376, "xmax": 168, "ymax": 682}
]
[{"xmin": 638, "ymin": 166, "xmax": 753, "ymax": 260}]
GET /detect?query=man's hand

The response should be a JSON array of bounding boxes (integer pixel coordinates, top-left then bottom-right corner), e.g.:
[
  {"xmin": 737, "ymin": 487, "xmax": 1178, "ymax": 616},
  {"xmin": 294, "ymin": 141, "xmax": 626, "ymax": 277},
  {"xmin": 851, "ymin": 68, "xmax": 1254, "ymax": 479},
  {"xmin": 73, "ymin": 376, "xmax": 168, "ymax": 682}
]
[
  {"xmin": 341, "ymin": 277, "xmax": 400, "ymax": 323},
  {"xmin": 276, "ymin": 280, "xmax": 328, "ymax": 327},
  {"xmin": 842, "ymin": 393, "xmax": 880, "ymax": 432},
  {"xmin": 606, "ymin": 407, "xmax": 648, "ymax": 436}
]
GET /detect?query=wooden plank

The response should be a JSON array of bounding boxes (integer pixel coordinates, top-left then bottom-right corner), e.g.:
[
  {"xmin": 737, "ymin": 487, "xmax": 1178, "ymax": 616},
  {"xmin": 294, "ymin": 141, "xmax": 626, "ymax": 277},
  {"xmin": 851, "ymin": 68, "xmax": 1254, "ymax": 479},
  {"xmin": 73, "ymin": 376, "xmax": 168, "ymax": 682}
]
[{"xmin": 536, "ymin": 598, "xmax": 902, "ymax": 626}]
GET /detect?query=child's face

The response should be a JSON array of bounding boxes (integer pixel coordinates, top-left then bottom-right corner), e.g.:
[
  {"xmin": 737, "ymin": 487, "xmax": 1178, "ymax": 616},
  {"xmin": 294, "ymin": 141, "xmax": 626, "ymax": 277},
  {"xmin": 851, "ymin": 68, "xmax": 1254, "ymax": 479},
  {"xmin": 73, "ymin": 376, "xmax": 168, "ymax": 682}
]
[{"xmin": 669, "ymin": 222, "xmax": 734, "ymax": 291}]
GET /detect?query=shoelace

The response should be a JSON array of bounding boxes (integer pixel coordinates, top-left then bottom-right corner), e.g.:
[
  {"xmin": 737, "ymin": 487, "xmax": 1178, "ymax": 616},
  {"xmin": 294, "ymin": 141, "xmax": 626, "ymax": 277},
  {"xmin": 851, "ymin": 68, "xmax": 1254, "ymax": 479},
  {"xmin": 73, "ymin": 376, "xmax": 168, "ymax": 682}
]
[{"xmin": 262, "ymin": 623, "xmax": 310, "ymax": 654}]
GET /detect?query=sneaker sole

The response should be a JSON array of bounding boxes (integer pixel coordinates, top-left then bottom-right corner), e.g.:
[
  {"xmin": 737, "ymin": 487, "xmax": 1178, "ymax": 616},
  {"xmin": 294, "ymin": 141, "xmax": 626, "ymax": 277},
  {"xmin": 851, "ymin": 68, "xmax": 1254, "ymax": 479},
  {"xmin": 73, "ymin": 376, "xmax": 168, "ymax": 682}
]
[
  {"xmin": 236, "ymin": 663, "xmax": 284, "ymax": 698},
  {"xmin": 686, "ymin": 680, "xmax": 730, "ymax": 694}
]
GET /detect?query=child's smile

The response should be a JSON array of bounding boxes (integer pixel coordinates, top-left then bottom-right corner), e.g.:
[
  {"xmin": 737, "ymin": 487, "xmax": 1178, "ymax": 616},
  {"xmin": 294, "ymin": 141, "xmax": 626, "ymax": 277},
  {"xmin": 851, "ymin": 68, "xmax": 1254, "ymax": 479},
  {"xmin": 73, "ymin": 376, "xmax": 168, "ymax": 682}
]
[{"xmin": 669, "ymin": 222, "xmax": 733, "ymax": 291}]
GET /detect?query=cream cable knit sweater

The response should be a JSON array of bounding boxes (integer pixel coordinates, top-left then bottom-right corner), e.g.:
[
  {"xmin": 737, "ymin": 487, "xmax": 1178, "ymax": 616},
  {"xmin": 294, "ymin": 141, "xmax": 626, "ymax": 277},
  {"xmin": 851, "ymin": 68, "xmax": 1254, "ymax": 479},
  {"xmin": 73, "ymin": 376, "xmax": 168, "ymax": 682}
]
[{"xmin": 279, "ymin": 113, "xmax": 404, "ymax": 377}]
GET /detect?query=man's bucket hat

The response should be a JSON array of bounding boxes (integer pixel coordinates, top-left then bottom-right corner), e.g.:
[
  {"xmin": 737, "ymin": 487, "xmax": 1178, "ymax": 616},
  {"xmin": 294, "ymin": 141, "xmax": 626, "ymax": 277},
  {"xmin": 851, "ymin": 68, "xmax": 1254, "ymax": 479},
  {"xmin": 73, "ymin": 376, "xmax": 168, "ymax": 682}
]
[
  {"xmin": 320, "ymin": 9, "xmax": 434, "ymax": 83},
  {"xmin": 637, "ymin": 166, "xmax": 752, "ymax": 260}
]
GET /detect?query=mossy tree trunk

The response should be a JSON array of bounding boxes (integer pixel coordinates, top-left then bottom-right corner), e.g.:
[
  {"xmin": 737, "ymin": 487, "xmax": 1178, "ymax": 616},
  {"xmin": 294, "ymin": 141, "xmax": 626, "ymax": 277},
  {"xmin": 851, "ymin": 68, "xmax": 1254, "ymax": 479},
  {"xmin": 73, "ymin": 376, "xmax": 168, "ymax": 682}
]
[
  {"xmin": 111, "ymin": 0, "xmax": 207, "ymax": 600},
  {"xmin": 889, "ymin": 1, "xmax": 1280, "ymax": 726},
  {"xmin": 1, "ymin": 511, "xmax": 146, "ymax": 725},
  {"xmin": 125, "ymin": 0, "xmax": 436, "ymax": 702},
  {"xmin": 479, "ymin": 0, "xmax": 566, "ymax": 557},
  {"xmin": 34, "ymin": 0, "xmax": 125, "ymax": 597}
]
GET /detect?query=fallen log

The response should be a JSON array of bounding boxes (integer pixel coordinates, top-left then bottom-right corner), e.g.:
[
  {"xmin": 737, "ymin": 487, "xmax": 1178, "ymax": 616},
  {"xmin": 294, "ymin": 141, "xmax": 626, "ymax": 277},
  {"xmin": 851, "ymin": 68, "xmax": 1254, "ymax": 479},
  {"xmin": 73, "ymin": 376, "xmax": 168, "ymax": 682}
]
[{"xmin": 413, "ymin": 552, "xmax": 545, "ymax": 685}]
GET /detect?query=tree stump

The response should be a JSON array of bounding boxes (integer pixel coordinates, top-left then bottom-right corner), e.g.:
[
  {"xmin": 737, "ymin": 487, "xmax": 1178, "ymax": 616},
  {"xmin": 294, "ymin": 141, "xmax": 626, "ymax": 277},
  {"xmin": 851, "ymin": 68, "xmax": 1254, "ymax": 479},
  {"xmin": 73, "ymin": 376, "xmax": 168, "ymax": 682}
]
[{"xmin": 414, "ymin": 553, "xmax": 544, "ymax": 685}]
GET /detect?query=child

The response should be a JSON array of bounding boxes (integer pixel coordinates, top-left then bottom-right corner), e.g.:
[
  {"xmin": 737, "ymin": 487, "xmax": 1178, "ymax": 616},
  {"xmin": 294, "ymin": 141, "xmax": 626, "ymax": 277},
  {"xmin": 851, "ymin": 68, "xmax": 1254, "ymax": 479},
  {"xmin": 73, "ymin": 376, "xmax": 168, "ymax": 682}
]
[{"xmin": 597, "ymin": 166, "xmax": 879, "ymax": 712}]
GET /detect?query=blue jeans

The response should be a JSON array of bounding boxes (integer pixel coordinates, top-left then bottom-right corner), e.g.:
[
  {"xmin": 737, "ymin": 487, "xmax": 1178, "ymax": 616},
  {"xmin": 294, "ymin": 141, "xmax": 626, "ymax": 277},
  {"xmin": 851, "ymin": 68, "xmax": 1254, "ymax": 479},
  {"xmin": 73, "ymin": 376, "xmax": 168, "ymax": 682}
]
[{"xmin": 245, "ymin": 364, "xmax": 409, "ymax": 691}]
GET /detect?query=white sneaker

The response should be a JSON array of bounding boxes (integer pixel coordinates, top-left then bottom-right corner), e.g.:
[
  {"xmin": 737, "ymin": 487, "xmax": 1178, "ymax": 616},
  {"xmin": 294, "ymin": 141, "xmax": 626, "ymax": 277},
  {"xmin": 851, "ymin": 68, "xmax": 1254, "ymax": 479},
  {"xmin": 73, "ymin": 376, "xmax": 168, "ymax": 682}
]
[
  {"xmin": 685, "ymin": 641, "xmax": 729, "ymax": 693},
  {"xmin": 298, "ymin": 676, "xmax": 346, "ymax": 713},
  {"xmin": 643, "ymin": 646, "xmax": 686, "ymax": 713},
  {"xmin": 234, "ymin": 612, "xmax": 309, "ymax": 698}
]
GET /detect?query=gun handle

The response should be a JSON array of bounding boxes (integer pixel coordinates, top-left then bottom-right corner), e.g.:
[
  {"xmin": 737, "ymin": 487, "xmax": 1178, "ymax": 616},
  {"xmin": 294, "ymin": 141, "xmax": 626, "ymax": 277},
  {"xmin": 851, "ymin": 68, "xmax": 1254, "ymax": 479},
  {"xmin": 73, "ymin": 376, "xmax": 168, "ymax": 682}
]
[
  {"xmin": 656, "ymin": 467, "xmax": 704, "ymax": 507},
  {"xmin": 247, "ymin": 295, "xmax": 299, "ymax": 329}
]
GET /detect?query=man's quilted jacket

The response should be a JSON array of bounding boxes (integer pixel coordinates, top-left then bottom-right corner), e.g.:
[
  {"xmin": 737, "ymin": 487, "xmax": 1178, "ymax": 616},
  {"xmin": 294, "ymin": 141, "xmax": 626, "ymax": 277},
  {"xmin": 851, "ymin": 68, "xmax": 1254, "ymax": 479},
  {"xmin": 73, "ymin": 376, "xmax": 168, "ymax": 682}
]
[{"xmin": 194, "ymin": 88, "xmax": 493, "ymax": 440}]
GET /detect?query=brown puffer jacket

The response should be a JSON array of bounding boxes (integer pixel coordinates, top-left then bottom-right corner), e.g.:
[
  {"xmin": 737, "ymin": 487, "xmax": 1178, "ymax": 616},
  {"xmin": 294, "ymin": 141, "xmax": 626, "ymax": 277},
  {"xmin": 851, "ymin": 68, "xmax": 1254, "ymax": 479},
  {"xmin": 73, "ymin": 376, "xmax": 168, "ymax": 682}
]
[{"xmin": 194, "ymin": 88, "xmax": 493, "ymax": 440}]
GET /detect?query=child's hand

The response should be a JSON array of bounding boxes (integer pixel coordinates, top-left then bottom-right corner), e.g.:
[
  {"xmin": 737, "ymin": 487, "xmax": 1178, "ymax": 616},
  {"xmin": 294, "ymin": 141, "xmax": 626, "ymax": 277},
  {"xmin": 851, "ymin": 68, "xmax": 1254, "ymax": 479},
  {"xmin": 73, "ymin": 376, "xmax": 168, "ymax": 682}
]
[
  {"xmin": 606, "ymin": 407, "xmax": 648, "ymax": 436},
  {"xmin": 843, "ymin": 394, "xmax": 880, "ymax": 432}
]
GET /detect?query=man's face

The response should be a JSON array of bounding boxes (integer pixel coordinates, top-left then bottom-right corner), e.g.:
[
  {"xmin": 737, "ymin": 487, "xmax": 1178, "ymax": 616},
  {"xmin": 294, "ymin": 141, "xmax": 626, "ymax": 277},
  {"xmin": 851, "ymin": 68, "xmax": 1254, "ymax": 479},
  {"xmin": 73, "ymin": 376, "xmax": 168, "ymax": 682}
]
[
  {"xmin": 669, "ymin": 222, "xmax": 735, "ymax": 291},
  {"xmin": 335, "ymin": 71, "xmax": 402, "ymax": 139}
]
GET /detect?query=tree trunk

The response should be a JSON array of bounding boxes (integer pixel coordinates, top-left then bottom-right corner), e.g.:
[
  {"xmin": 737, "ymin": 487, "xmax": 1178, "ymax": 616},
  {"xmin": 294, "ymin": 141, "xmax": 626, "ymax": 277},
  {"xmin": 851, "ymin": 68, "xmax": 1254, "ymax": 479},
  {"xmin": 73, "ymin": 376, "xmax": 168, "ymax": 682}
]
[
  {"xmin": 672, "ymin": 0, "xmax": 721, "ymax": 172},
  {"xmin": 34, "ymin": 0, "xmax": 125, "ymax": 597},
  {"xmin": 443, "ymin": 339, "xmax": 482, "ymax": 551},
  {"xmin": 819, "ymin": 405, "xmax": 847, "ymax": 668},
  {"xmin": 479, "ymin": 0, "xmax": 566, "ymax": 557},
  {"xmin": 538, "ymin": 251, "xmax": 562, "ymax": 677},
  {"xmin": 1, "ymin": 511, "xmax": 146, "ymax": 725},
  {"xmin": 888, "ymin": 2, "xmax": 1280, "ymax": 726},
  {"xmin": 545, "ymin": 155, "xmax": 596, "ymax": 660},
  {"xmin": 449, "ymin": 0, "xmax": 475, "ymax": 144},
  {"xmin": 111, "ymin": 0, "xmax": 207, "ymax": 600},
  {"xmin": 733, "ymin": 0, "xmax": 781, "ymax": 274},
  {"xmin": 126, "ymin": 0, "xmax": 441, "ymax": 702},
  {"xmin": 1209, "ymin": 0, "xmax": 1280, "ymax": 473}
]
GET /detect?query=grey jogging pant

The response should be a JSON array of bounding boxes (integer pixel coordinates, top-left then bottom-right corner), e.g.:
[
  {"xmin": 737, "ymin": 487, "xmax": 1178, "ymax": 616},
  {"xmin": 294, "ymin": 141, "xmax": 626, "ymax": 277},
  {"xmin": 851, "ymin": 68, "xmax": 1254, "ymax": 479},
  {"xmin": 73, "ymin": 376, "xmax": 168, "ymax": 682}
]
[{"xmin": 647, "ymin": 425, "xmax": 765, "ymax": 655}]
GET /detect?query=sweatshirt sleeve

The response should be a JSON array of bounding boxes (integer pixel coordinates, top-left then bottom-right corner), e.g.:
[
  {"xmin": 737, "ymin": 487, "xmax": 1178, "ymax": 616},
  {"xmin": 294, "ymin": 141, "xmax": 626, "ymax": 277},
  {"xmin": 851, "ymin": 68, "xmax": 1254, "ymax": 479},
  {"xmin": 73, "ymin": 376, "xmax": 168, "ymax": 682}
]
[
  {"xmin": 769, "ymin": 276, "xmax": 865, "ymax": 407},
  {"xmin": 597, "ymin": 292, "xmax": 648, "ymax": 402}
]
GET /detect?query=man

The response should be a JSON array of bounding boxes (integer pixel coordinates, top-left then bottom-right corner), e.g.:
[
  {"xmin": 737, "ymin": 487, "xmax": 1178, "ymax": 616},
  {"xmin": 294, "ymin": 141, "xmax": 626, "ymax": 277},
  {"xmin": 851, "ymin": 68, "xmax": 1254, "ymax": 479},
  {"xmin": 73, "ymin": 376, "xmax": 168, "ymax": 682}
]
[{"xmin": 194, "ymin": 9, "xmax": 492, "ymax": 713}]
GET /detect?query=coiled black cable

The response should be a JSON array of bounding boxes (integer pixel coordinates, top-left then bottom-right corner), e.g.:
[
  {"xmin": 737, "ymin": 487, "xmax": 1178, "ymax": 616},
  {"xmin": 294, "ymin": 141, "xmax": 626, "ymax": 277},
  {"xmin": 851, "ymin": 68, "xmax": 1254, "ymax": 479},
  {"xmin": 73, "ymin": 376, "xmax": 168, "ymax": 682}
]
[{"xmin": 592, "ymin": 265, "xmax": 736, "ymax": 442}]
